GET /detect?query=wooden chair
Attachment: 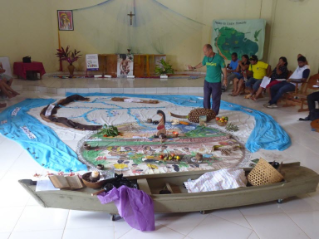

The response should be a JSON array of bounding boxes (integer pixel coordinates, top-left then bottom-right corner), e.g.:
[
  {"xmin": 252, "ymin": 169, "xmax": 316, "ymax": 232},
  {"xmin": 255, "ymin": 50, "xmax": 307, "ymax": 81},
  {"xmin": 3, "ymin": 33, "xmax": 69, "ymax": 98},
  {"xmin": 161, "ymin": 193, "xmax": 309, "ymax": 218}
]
[{"xmin": 282, "ymin": 73, "xmax": 319, "ymax": 112}]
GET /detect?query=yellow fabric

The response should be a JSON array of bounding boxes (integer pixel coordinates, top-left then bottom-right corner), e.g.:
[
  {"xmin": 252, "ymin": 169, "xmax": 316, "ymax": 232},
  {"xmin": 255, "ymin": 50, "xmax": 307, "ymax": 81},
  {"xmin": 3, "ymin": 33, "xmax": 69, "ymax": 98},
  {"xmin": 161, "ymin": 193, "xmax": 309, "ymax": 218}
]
[{"xmin": 249, "ymin": 61, "xmax": 269, "ymax": 80}]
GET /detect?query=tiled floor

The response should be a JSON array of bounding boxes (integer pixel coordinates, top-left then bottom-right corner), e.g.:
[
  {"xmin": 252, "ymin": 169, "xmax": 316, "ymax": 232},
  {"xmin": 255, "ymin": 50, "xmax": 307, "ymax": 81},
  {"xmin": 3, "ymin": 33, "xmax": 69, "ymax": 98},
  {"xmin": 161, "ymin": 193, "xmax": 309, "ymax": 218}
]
[
  {"xmin": 1, "ymin": 78, "xmax": 319, "ymax": 239},
  {"xmin": 11, "ymin": 73, "xmax": 205, "ymax": 95}
]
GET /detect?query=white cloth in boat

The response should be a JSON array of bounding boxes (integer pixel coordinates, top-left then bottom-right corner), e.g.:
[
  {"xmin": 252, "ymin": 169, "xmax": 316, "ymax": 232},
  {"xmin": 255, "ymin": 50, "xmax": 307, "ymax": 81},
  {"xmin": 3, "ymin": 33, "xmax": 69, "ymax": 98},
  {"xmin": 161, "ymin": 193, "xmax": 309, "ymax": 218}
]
[{"xmin": 184, "ymin": 168, "xmax": 247, "ymax": 193}]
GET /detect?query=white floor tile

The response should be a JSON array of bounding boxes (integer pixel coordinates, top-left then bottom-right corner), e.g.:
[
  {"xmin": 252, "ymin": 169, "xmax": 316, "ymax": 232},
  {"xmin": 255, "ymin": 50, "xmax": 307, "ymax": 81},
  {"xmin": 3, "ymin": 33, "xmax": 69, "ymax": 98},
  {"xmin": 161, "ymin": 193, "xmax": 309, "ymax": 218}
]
[
  {"xmin": 13, "ymin": 206, "xmax": 69, "ymax": 232},
  {"xmin": 155, "ymin": 212, "xmax": 207, "ymax": 235},
  {"xmin": 47, "ymin": 88, "xmax": 57, "ymax": 94},
  {"xmin": 0, "ymin": 174, "xmax": 31, "ymax": 208},
  {"xmin": 113, "ymin": 220, "xmax": 132, "ymax": 239},
  {"xmin": 248, "ymin": 231, "xmax": 260, "ymax": 239},
  {"xmin": 65, "ymin": 88, "xmax": 77, "ymax": 94},
  {"xmin": 134, "ymin": 88, "xmax": 146, "ymax": 94},
  {"xmin": 63, "ymin": 227, "xmax": 113, "ymax": 239},
  {"xmin": 145, "ymin": 88, "xmax": 157, "ymax": 94},
  {"xmin": 309, "ymin": 188, "xmax": 319, "ymax": 204},
  {"xmin": 245, "ymin": 213, "xmax": 309, "ymax": 239},
  {"xmin": 77, "ymin": 88, "xmax": 89, "ymax": 93},
  {"xmin": 0, "ymin": 207, "xmax": 24, "ymax": 232},
  {"xmin": 212, "ymin": 208, "xmax": 252, "ymax": 229},
  {"xmin": 65, "ymin": 210, "xmax": 112, "ymax": 229},
  {"xmin": 88, "ymin": 88, "xmax": 101, "ymax": 93},
  {"xmin": 9, "ymin": 230, "xmax": 63, "ymax": 239},
  {"xmin": 239, "ymin": 202, "xmax": 283, "ymax": 216},
  {"xmin": 124, "ymin": 88, "xmax": 135, "ymax": 94},
  {"xmin": 0, "ymin": 232, "xmax": 10, "ymax": 239},
  {"xmin": 120, "ymin": 225, "xmax": 184, "ymax": 239},
  {"xmin": 100, "ymin": 88, "xmax": 112, "ymax": 93},
  {"xmin": 167, "ymin": 88, "xmax": 179, "ymax": 94},
  {"xmin": 288, "ymin": 210, "xmax": 319, "ymax": 239},
  {"xmin": 279, "ymin": 196, "xmax": 319, "ymax": 213},
  {"xmin": 56, "ymin": 88, "xmax": 66, "ymax": 95},
  {"xmin": 156, "ymin": 88, "xmax": 168, "ymax": 94},
  {"xmin": 111, "ymin": 88, "xmax": 124, "ymax": 94},
  {"xmin": 187, "ymin": 215, "xmax": 252, "ymax": 239}
]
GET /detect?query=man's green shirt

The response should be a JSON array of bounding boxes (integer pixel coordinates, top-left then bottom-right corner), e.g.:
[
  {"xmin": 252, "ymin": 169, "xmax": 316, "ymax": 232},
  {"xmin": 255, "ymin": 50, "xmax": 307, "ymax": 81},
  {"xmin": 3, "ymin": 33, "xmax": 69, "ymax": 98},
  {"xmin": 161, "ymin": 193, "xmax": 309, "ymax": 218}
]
[{"xmin": 202, "ymin": 54, "xmax": 226, "ymax": 83}]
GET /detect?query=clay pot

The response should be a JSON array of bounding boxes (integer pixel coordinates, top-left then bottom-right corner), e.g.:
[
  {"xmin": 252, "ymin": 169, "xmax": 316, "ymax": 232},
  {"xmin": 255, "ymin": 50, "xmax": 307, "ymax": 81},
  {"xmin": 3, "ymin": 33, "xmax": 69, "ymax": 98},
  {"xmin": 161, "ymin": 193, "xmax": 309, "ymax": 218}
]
[
  {"xmin": 83, "ymin": 143, "xmax": 92, "ymax": 150},
  {"xmin": 97, "ymin": 164, "xmax": 105, "ymax": 170},
  {"xmin": 68, "ymin": 64, "xmax": 75, "ymax": 78}
]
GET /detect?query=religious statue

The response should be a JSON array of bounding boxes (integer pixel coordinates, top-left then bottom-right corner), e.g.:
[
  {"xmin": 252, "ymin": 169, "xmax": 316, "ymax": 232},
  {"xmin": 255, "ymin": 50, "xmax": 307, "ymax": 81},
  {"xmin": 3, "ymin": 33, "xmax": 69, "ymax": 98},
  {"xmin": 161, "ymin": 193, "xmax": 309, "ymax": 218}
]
[
  {"xmin": 120, "ymin": 55, "xmax": 131, "ymax": 75},
  {"xmin": 155, "ymin": 110, "xmax": 166, "ymax": 138}
]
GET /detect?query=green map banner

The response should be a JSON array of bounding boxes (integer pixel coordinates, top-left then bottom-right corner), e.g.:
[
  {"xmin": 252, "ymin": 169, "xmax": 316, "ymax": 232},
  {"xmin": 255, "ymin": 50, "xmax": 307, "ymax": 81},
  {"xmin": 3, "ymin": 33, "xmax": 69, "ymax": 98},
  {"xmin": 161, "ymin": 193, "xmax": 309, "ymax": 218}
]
[{"xmin": 212, "ymin": 19, "xmax": 266, "ymax": 60}]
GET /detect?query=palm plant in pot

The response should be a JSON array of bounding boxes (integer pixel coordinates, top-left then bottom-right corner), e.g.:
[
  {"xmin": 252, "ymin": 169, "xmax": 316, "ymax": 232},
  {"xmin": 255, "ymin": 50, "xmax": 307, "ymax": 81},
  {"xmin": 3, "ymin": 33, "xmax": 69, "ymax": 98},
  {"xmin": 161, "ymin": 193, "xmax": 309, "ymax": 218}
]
[
  {"xmin": 56, "ymin": 46, "xmax": 81, "ymax": 78},
  {"xmin": 155, "ymin": 59, "xmax": 174, "ymax": 78}
]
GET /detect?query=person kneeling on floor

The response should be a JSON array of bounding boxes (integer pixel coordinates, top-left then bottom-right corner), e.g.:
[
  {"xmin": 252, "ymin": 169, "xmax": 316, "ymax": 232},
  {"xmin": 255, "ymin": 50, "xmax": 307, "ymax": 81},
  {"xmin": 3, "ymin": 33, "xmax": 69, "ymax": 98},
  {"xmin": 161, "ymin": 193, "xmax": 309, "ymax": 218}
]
[
  {"xmin": 0, "ymin": 62, "xmax": 19, "ymax": 99},
  {"xmin": 265, "ymin": 56, "xmax": 310, "ymax": 109}
]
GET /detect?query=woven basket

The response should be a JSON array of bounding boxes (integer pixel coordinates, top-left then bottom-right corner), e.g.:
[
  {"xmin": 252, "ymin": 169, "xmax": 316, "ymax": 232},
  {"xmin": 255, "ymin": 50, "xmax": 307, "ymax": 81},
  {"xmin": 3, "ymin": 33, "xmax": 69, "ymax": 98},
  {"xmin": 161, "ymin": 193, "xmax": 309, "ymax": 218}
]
[
  {"xmin": 216, "ymin": 120, "xmax": 227, "ymax": 126},
  {"xmin": 247, "ymin": 158, "xmax": 284, "ymax": 186}
]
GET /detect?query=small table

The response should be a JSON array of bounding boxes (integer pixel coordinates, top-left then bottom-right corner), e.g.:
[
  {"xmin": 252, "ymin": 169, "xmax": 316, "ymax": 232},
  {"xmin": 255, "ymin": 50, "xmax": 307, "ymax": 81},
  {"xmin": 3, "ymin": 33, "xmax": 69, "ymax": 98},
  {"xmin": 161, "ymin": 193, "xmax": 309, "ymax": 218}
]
[{"xmin": 13, "ymin": 62, "xmax": 46, "ymax": 80}]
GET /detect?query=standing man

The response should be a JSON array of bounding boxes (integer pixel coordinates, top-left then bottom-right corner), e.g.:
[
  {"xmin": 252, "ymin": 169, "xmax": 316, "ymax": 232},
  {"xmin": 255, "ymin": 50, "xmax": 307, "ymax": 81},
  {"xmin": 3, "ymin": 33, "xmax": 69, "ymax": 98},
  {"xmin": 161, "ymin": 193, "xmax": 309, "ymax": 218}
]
[{"xmin": 188, "ymin": 44, "xmax": 227, "ymax": 115}]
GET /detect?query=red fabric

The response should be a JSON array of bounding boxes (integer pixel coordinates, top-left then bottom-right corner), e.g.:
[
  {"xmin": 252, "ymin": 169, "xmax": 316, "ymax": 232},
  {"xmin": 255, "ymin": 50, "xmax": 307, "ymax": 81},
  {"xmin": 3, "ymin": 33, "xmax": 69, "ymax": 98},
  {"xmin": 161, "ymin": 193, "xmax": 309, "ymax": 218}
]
[
  {"xmin": 13, "ymin": 62, "xmax": 46, "ymax": 79},
  {"xmin": 266, "ymin": 80, "xmax": 280, "ymax": 89},
  {"xmin": 157, "ymin": 125, "xmax": 164, "ymax": 130}
]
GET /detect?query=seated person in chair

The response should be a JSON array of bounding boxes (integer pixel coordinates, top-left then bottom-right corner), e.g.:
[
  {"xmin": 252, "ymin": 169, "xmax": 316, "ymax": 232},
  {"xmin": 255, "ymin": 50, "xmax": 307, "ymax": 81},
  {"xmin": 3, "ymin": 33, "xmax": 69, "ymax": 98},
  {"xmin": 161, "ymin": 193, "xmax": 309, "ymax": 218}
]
[
  {"xmin": 252, "ymin": 57, "xmax": 289, "ymax": 101},
  {"xmin": 0, "ymin": 62, "xmax": 19, "ymax": 98},
  {"xmin": 245, "ymin": 55, "xmax": 271, "ymax": 99},
  {"xmin": 231, "ymin": 54, "xmax": 250, "ymax": 96},
  {"xmin": 299, "ymin": 87, "xmax": 319, "ymax": 121},
  {"xmin": 223, "ymin": 52, "xmax": 240, "ymax": 92},
  {"xmin": 265, "ymin": 56, "xmax": 310, "ymax": 108}
]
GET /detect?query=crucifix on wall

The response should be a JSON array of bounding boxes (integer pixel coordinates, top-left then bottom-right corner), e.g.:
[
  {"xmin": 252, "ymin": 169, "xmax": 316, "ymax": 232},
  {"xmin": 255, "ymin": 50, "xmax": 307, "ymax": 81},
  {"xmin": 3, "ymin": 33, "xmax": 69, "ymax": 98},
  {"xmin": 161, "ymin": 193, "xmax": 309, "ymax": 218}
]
[{"xmin": 127, "ymin": 11, "xmax": 135, "ymax": 26}]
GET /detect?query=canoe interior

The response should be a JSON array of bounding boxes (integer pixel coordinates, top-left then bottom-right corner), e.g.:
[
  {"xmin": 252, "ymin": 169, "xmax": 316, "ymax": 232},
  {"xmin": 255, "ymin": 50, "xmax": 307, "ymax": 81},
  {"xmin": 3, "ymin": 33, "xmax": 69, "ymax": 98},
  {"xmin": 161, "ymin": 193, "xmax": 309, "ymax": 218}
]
[{"xmin": 18, "ymin": 162, "xmax": 319, "ymax": 213}]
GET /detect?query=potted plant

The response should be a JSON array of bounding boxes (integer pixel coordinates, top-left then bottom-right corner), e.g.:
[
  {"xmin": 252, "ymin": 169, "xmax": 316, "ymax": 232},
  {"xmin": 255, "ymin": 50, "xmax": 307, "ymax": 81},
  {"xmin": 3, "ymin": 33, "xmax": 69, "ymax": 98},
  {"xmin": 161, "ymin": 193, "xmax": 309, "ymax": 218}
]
[
  {"xmin": 56, "ymin": 46, "xmax": 81, "ymax": 78},
  {"xmin": 155, "ymin": 59, "xmax": 174, "ymax": 78}
]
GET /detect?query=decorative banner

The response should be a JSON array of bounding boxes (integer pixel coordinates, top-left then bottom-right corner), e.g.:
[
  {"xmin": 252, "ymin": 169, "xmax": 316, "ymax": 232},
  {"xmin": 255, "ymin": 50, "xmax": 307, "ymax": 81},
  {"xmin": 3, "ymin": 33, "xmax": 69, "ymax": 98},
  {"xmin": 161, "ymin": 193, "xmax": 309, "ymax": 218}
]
[
  {"xmin": 212, "ymin": 19, "xmax": 266, "ymax": 60},
  {"xmin": 86, "ymin": 54, "xmax": 99, "ymax": 71}
]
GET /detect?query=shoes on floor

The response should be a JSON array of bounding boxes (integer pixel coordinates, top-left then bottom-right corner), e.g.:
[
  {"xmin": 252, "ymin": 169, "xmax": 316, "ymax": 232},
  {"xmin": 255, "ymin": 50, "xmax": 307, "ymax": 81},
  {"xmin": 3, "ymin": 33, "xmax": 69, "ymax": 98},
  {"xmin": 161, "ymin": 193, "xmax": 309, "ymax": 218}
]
[
  {"xmin": 267, "ymin": 104, "xmax": 278, "ymax": 108},
  {"xmin": 263, "ymin": 103, "xmax": 270, "ymax": 108},
  {"xmin": 299, "ymin": 116, "xmax": 311, "ymax": 121}
]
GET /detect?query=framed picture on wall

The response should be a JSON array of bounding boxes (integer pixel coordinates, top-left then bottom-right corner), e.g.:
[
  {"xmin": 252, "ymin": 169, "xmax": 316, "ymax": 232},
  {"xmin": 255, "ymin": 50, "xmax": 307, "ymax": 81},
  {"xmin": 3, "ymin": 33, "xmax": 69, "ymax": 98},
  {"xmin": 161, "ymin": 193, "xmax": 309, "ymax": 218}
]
[{"xmin": 57, "ymin": 10, "xmax": 74, "ymax": 31}]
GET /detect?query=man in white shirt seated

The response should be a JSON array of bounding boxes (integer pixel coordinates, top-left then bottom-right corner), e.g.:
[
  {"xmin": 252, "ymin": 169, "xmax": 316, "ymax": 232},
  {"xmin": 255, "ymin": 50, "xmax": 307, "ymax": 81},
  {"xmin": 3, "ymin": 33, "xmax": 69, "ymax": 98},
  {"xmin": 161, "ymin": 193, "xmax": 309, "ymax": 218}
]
[{"xmin": 264, "ymin": 56, "xmax": 310, "ymax": 108}]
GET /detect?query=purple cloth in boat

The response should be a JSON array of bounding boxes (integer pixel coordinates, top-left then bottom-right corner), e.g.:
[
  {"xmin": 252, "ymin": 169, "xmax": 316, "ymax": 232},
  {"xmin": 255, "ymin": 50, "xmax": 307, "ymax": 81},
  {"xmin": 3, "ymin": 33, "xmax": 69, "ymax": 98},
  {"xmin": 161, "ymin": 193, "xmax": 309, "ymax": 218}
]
[{"xmin": 97, "ymin": 186, "xmax": 155, "ymax": 231}]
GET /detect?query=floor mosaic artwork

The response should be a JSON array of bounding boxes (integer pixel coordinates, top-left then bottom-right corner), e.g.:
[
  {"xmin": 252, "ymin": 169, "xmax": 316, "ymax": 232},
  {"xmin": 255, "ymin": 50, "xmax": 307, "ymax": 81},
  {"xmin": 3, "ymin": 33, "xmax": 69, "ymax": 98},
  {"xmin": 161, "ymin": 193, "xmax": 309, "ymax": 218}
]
[{"xmin": 0, "ymin": 93, "xmax": 291, "ymax": 173}]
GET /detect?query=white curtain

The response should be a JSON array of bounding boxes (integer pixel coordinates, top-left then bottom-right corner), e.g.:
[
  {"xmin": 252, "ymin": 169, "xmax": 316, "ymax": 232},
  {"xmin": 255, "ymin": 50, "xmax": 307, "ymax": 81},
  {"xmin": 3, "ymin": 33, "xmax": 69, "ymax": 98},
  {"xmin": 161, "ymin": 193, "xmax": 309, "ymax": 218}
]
[{"xmin": 73, "ymin": 0, "xmax": 204, "ymax": 54}]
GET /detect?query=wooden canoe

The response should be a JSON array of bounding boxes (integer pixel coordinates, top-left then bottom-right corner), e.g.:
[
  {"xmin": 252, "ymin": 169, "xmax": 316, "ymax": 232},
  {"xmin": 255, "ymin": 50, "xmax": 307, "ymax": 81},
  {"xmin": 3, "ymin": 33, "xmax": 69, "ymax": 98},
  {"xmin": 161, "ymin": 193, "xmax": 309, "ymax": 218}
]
[{"xmin": 19, "ymin": 163, "xmax": 319, "ymax": 215}]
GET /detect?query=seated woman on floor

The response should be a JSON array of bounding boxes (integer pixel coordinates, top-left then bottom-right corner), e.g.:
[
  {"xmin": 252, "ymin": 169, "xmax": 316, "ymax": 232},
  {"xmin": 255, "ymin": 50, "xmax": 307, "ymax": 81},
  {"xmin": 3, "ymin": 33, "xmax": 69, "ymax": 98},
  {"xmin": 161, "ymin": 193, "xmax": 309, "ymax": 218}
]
[
  {"xmin": 0, "ymin": 62, "xmax": 19, "ymax": 98},
  {"xmin": 230, "ymin": 54, "xmax": 250, "ymax": 96},
  {"xmin": 251, "ymin": 57, "xmax": 288, "ymax": 101},
  {"xmin": 264, "ymin": 55, "xmax": 310, "ymax": 108}
]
